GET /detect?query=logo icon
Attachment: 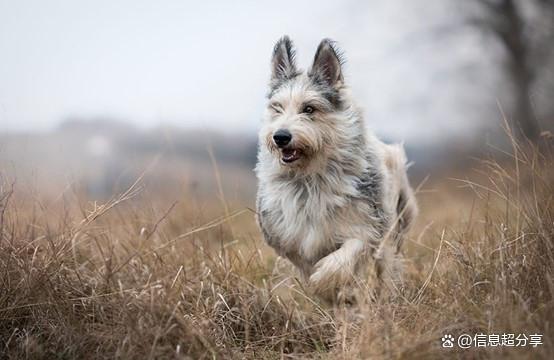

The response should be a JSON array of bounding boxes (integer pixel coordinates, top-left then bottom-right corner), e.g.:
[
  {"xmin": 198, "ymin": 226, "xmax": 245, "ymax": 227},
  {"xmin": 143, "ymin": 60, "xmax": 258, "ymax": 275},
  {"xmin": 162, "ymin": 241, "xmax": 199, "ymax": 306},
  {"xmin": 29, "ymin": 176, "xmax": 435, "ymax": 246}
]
[{"xmin": 441, "ymin": 334, "xmax": 455, "ymax": 348}]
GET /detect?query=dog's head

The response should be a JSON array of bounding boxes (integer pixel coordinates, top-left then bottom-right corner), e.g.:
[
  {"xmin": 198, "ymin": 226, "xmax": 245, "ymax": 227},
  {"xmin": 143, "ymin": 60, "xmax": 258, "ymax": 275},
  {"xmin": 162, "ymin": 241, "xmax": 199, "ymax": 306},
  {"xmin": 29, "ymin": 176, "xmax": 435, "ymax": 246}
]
[{"xmin": 260, "ymin": 36, "xmax": 355, "ymax": 173}]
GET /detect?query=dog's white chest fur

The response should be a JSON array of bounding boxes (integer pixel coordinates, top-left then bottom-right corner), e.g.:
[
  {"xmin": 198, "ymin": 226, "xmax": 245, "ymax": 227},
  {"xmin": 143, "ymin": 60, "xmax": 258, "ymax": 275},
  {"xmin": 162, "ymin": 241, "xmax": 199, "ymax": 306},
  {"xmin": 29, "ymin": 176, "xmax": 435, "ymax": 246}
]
[
  {"xmin": 265, "ymin": 182, "xmax": 338, "ymax": 261},
  {"xmin": 257, "ymin": 170, "xmax": 361, "ymax": 264}
]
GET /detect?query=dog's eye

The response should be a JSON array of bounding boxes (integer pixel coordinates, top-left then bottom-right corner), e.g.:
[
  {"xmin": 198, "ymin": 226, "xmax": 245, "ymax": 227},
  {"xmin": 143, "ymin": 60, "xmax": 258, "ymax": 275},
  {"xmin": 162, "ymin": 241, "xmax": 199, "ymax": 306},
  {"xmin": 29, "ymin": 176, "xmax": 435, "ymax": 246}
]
[
  {"xmin": 270, "ymin": 103, "xmax": 283, "ymax": 114},
  {"xmin": 303, "ymin": 105, "xmax": 315, "ymax": 114}
]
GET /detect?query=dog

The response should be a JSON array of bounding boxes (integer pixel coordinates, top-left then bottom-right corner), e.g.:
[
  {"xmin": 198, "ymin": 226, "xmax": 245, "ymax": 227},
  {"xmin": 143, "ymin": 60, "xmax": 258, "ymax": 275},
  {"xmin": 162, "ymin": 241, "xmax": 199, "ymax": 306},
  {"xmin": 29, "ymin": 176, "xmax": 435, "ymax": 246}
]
[{"xmin": 255, "ymin": 36, "xmax": 418, "ymax": 300}]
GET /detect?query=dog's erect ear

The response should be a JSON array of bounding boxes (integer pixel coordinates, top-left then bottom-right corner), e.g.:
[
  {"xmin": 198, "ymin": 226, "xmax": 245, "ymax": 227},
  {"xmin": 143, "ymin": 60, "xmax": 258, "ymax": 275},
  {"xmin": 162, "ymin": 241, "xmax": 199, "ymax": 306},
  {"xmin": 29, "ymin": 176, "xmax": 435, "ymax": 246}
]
[
  {"xmin": 271, "ymin": 36, "xmax": 298, "ymax": 82},
  {"xmin": 309, "ymin": 39, "xmax": 344, "ymax": 88}
]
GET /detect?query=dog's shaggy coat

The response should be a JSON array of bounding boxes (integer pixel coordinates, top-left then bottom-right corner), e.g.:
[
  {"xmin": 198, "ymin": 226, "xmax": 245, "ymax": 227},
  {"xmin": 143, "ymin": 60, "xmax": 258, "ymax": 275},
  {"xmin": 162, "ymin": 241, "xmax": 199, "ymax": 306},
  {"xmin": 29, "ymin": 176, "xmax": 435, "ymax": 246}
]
[{"xmin": 255, "ymin": 36, "xmax": 417, "ymax": 298}]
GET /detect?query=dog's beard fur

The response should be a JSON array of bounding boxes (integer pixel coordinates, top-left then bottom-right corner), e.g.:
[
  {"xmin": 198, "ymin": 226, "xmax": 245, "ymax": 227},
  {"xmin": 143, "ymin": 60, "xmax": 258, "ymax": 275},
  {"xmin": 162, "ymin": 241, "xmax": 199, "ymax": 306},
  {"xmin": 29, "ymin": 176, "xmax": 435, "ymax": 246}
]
[{"xmin": 255, "ymin": 36, "xmax": 418, "ymax": 302}]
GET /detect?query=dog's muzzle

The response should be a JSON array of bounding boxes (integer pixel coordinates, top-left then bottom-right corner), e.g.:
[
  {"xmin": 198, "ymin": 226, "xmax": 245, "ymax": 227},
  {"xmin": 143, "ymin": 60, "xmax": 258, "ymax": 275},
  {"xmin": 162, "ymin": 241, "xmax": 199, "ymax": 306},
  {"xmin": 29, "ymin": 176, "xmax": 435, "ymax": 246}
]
[{"xmin": 272, "ymin": 129, "xmax": 302, "ymax": 163}]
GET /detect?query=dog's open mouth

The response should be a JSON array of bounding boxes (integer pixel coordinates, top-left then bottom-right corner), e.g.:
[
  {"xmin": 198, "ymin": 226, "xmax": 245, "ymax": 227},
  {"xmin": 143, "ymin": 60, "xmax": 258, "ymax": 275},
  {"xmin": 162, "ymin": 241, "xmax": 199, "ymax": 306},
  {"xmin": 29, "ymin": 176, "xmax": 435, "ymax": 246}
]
[{"xmin": 281, "ymin": 148, "xmax": 302, "ymax": 163}]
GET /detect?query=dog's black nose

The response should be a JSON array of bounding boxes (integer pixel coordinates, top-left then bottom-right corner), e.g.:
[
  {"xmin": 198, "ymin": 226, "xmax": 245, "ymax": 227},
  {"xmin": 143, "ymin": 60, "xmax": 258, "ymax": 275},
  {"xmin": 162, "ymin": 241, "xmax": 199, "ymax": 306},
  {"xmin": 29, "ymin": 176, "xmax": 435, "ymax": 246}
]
[{"xmin": 273, "ymin": 129, "xmax": 292, "ymax": 147}]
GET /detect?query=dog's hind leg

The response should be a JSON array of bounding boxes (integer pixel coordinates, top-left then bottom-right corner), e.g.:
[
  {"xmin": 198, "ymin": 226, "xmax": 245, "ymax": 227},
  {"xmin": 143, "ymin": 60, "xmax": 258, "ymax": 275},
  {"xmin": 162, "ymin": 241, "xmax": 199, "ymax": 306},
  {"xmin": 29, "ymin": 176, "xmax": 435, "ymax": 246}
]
[
  {"xmin": 374, "ymin": 241, "xmax": 404, "ymax": 297},
  {"xmin": 383, "ymin": 143, "xmax": 418, "ymax": 253}
]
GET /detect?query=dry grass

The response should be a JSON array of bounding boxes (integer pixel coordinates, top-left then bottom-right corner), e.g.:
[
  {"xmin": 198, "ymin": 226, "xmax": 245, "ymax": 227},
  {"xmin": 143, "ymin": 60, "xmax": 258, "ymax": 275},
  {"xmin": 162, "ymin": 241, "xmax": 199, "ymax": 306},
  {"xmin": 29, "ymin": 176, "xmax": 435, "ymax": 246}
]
[{"xmin": 0, "ymin": 137, "xmax": 552, "ymax": 359}]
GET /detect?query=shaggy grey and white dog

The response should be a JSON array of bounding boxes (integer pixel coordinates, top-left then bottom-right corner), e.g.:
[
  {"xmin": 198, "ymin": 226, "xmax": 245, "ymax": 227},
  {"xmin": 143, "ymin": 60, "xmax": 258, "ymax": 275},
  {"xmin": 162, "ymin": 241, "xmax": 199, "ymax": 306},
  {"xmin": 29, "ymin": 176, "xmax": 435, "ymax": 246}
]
[{"xmin": 255, "ymin": 36, "xmax": 417, "ymax": 299}]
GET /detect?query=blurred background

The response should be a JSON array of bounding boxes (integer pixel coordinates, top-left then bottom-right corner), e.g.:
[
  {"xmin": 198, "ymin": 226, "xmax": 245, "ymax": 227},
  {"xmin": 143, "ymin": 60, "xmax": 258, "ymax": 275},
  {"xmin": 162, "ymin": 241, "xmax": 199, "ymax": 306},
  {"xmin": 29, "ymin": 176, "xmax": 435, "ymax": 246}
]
[{"xmin": 1, "ymin": 0, "xmax": 553, "ymax": 203}]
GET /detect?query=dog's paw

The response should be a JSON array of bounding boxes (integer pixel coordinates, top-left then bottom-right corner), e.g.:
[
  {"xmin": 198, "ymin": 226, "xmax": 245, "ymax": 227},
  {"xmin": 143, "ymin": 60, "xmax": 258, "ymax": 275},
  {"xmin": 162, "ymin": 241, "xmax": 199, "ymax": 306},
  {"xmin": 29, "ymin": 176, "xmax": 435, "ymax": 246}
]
[
  {"xmin": 308, "ymin": 239, "xmax": 364, "ymax": 297},
  {"xmin": 308, "ymin": 267, "xmax": 328, "ymax": 290},
  {"xmin": 309, "ymin": 254, "xmax": 350, "ymax": 292},
  {"xmin": 309, "ymin": 260, "xmax": 359, "ymax": 304}
]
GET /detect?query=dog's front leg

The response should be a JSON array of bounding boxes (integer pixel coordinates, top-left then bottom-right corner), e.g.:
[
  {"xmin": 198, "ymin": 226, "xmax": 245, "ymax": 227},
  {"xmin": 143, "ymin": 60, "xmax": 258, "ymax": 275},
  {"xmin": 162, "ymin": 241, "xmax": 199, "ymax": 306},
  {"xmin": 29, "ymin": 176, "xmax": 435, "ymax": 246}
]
[{"xmin": 309, "ymin": 238, "xmax": 366, "ymax": 294}]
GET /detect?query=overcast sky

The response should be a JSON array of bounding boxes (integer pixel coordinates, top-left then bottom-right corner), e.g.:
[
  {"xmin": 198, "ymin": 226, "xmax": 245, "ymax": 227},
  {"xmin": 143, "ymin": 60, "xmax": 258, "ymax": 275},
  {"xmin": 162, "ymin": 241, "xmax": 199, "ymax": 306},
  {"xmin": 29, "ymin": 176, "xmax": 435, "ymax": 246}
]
[{"xmin": 0, "ymin": 0, "xmax": 502, "ymax": 142}]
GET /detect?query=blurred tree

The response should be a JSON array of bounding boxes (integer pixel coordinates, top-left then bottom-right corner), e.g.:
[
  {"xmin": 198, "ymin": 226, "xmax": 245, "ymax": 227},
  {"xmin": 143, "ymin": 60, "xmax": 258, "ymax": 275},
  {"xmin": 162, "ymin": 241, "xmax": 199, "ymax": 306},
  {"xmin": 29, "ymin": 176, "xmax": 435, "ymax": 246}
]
[{"xmin": 469, "ymin": 0, "xmax": 554, "ymax": 140}]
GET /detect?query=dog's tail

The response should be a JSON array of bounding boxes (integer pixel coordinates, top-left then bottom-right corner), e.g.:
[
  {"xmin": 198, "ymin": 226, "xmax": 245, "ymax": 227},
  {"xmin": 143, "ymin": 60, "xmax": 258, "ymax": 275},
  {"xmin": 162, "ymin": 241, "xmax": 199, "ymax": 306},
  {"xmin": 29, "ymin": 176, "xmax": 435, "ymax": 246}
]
[{"xmin": 383, "ymin": 143, "xmax": 418, "ymax": 253}]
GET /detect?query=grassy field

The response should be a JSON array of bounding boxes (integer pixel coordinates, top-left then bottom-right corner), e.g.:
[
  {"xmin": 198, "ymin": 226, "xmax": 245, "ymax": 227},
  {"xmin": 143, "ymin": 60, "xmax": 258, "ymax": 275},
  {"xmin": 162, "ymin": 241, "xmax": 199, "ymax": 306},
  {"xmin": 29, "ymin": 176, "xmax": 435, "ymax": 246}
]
[{"xmin": 0, "ymin": 137, "xmax": 552, "ymax": 359}]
